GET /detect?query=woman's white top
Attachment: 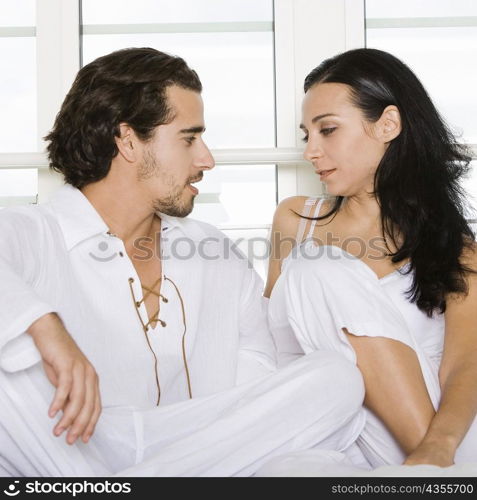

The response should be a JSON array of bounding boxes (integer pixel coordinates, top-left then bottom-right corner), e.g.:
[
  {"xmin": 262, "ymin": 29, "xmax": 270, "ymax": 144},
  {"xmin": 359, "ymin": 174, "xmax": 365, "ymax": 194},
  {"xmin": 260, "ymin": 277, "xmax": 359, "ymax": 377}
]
[
  {"xmin": 269, "ymin": 197, "xmax": 445, "ymax": 371},
  {"xmin": 266, "ymin": 197, "xmax": 477, "ymax": 467}
]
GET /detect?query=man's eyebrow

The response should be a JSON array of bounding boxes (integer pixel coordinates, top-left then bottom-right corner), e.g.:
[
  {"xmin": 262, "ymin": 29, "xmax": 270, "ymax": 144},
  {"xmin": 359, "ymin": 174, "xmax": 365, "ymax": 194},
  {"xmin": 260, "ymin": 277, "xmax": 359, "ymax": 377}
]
[
  {"xmin": 299, "ymin": 113, "xmax": 337, "ymax": 129},
  {"xmin": 178, "ymin": 126, "xmax": 206, "ymax": 134}
]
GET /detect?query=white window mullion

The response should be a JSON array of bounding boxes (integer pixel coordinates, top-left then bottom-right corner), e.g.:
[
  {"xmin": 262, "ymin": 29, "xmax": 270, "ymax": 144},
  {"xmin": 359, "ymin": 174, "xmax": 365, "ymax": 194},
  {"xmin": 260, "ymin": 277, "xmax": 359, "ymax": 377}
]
[
  {"xmin": 0, "ymin": 27, "xmax": 36, "ymax": 37},
  {"xmin": 0, "ymin": 148, "xmax": 310, "ymax": 169},
  {"xmin": 277, "ymin": 0, "xmax": 362, "ymax": 200},
  {"xmin": 366, "ymin": 16, "xmax": 477, "ymax": 29},
  {"xmin": 82, "ymin": 21, "xmax": 273, "ymax": 34},
  {"xmin": 274, "ymin": 0, "xmax": 299, "ymax": 200},
  {"xmin": 2, "ymin": 145, "xmax": 476, "ymax": 170},
  {"xmin": 36, "ymin": 0, "xmax": 80, "ymax": 202},
  {"xmin": 345, "ymin": 0, "xmax": 365, "ymax": 49}
]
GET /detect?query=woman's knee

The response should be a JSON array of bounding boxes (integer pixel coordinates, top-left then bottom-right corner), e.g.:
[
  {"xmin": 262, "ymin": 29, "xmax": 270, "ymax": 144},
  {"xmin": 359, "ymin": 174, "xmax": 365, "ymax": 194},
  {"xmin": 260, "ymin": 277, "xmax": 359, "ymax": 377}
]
[{"xmin": 293, "ymin": 351, "xmax": 365, "ymax": 411}]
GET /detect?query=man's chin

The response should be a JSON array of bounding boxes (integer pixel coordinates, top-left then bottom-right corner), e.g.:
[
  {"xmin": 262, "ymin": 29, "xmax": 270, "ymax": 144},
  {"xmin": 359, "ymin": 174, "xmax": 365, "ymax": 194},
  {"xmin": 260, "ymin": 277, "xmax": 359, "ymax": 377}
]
[{"xmin": 157, "ymin": 201, "xmax": 194, "ymax": 218}]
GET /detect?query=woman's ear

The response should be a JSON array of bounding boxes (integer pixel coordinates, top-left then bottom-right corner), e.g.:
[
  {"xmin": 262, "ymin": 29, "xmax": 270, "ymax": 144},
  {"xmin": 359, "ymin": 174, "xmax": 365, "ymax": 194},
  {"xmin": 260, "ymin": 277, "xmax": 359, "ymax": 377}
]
[
  {"xmin": 115, "ymin": 123, "xmax": 138, "ymax": 163},
  {"xmin": 378, "ymin": 105, "xmax": 402, "ymax": 143}
]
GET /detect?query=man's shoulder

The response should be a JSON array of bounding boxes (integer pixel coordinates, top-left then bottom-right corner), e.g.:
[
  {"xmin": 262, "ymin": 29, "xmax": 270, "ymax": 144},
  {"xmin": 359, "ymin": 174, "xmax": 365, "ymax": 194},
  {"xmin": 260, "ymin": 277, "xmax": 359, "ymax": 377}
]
[
  {"xmin": 0, "ymin": 203, "xmax": 59, "ymax": 241},
  {"xmin": 0, "ymin": 204, "xmax": 45, "ymax": 227},
  {"xmin": 168, "ymin": 215, "xmax": 229, "ymax": 241},
  {"xmin": 187, "ymin": 217, "xmax": 228, "ymax": 238},
  {"xmin": 176, "ymin": 217, "xmax": 252, "ymax": 266}
]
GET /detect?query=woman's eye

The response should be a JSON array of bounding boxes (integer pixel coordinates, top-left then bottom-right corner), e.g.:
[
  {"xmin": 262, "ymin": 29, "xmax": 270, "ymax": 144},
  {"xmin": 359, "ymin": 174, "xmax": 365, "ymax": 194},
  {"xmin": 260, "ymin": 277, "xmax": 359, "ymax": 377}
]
[
  {"xmin": 301, "ymin": 135, "xmax": 308, "ymax": 143},
  {"xmin": 320, "ymin": 127, "xmax": 336, "ymax": 136}
]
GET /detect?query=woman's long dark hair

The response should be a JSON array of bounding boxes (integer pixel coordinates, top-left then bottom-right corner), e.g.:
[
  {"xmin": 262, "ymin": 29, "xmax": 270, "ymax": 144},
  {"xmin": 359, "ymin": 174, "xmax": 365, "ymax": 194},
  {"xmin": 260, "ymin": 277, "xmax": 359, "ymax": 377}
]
[{"xmin": 304, "ymin": 48, "xmax": 475, "ymax": 317}]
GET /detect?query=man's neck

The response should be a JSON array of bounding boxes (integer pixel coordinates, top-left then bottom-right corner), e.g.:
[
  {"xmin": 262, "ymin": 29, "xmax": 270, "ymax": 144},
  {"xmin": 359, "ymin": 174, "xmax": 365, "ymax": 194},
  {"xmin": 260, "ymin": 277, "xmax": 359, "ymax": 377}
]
[{"xmin": 81, "ymin": 177, "xmax": 159, "ymax": 245}]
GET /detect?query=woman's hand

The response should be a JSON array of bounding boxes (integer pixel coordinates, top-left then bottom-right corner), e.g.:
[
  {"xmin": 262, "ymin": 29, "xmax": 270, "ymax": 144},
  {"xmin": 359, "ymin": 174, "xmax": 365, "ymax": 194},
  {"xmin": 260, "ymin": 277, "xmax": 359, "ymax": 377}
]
[
  {"xmin": 404, "ymin": 438, "xmax": 456, "ymax": 467},
  {"xmin": 27, "ymin": 313, "xmax": 102, "ymax": 445}
]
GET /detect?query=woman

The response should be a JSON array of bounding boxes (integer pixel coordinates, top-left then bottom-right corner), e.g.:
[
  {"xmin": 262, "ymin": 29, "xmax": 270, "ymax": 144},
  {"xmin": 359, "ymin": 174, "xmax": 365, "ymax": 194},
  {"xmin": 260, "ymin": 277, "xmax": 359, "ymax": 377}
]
[{"xmin": 264, "ymin": 48, "xmax": 477, "ymax": 469}]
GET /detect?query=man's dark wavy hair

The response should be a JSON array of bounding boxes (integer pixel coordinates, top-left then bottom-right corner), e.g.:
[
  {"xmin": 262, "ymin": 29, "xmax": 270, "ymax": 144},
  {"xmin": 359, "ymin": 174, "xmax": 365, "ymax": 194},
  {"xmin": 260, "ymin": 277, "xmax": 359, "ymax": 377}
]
[
  {"xmin": 45, "ymin": 47, "xmax": 202, "ymax": 189},
  {"xmin": 303, "ymin": 48, "xmax": 476, "ymax": 317}
]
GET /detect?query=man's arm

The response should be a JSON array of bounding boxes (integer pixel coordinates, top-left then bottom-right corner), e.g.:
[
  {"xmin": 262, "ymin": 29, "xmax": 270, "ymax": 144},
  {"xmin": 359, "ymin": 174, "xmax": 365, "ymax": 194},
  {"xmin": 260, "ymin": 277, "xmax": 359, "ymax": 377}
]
[
  {"xmin": 0, "ymin": 211, "xmax": 57, "ymax": 371},
  {"xmin": 27, "ymin": 313, "xmax": 101, "ymax": 445},
  {"xmin": 0, "ymin": 211, "xmax": 101, "ymax": 444}
]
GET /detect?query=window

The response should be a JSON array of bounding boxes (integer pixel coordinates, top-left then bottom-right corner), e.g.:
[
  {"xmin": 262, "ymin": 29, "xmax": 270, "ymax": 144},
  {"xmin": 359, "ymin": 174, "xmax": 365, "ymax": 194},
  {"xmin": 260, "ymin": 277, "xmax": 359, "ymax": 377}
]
[
  {"xmin": 0, "ymin": 0, "xmax": 37, "ymax": 206},
  {"xmin": 81, "ymin": 0, "xmax": 277, "ymax": 277},
  {"xmin": 1, "ymin": 1, "xmax": 474, "ymax": 270},
  {"xmin": 0, "ymin": 0, "xmax": 36, "ymax": 152},
  {"xmin": 365, "ymin": 0, "xmax": 477, "ymax": 216}
]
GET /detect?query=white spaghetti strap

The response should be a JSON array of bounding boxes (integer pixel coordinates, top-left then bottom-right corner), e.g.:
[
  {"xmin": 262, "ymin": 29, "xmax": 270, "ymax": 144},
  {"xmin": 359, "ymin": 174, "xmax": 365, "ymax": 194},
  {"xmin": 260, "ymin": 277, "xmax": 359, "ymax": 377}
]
[
  {"xmin": 305, "ymin": 198, "xmax": 325, "ymax": 240},
  {"xmin": 295, "ymin": 198, "xmax": 316, "ymax": 245}
]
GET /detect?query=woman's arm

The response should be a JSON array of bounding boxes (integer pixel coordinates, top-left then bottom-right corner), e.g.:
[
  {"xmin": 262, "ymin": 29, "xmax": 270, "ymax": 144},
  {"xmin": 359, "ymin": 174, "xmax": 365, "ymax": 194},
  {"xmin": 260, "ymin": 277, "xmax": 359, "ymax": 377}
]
[
  {"xmin": 264, "ymin": 196, "xmax": 307, "ymax": 298},
  {"xmin": 404, "ymin": 247, "xmax": 477, "ymax": 466}
]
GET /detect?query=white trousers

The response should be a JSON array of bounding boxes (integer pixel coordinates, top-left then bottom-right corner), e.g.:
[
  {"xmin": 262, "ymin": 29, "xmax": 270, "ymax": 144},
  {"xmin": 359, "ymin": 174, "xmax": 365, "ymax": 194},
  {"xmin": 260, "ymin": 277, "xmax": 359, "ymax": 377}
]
[
  {"xmin": 260, "ymin": 245, "xmax": 477, "ymax": 475},
  {"xmin": 0, "ymin": 349, "xmax": 366, "ymax": 477}
]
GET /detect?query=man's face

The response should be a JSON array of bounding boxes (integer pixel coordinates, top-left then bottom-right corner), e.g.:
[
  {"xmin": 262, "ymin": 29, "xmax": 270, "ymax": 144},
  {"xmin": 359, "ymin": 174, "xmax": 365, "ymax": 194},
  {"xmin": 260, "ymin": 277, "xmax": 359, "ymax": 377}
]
[{"xmin": 138, "ymin": 85, "xmax": 215, "ymax": 217}]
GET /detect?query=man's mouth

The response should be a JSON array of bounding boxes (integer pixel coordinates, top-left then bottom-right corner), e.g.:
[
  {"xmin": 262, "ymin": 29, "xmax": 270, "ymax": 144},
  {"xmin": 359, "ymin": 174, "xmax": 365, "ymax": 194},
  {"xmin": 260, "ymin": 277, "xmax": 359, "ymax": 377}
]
[{"xmin": 187, "ymin": 175, "xmax": 203, "ymax": 195}]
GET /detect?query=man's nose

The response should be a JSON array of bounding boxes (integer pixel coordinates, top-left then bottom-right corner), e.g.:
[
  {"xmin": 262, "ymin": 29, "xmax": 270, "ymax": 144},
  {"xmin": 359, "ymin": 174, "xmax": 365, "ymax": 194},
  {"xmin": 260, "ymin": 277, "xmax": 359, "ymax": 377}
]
[{"xmin": 196, "ymin": 141, "xmax": 215, "ymax": 170}]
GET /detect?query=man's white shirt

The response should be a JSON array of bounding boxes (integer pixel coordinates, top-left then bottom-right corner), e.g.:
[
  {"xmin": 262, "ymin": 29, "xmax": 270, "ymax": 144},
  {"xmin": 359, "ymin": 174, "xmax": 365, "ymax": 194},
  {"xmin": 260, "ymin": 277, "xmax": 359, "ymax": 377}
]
[{"xmin": 0, "ymin": 184, "xmax": 276, "ymax": 409}]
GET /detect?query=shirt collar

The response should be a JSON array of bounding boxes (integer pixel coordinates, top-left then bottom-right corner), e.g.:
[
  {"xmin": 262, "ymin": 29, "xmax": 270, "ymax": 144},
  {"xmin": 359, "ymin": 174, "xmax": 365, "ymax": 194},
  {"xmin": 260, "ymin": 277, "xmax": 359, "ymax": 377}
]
[
  {"xmin": 48, "ymin": 184, "xmax": 109, "ymax": 251},
  {"xmin": 48, "ymin": 184, "xmax": 207, "ymax": 251},
  {"xmin": 156, "ymin": 211, "xmax": 209, "ymax": 242}
]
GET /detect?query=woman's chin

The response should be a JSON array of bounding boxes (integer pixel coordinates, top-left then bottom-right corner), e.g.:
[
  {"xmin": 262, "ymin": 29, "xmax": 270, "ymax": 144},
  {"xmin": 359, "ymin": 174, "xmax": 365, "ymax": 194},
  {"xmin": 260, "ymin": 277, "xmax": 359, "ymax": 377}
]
[{"xmin": 324, "ymin": 185, "xmax": 344, "ymax": 197}]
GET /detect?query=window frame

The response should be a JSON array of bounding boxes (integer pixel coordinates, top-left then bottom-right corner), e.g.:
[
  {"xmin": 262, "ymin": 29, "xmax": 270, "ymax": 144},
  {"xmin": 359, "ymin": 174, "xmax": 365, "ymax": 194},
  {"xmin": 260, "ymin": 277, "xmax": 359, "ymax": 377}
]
[{"xmin": 0, "ymin": 0, "xmax": 475, "ymax": 207}]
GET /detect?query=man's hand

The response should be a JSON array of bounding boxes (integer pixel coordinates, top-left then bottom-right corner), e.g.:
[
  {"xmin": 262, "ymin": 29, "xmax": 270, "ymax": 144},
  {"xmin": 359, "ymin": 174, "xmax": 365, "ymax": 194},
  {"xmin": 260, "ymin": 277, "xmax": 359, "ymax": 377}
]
[{"xmin": 27, "ymin": 313, "xmax": 101, "ymax": 445}]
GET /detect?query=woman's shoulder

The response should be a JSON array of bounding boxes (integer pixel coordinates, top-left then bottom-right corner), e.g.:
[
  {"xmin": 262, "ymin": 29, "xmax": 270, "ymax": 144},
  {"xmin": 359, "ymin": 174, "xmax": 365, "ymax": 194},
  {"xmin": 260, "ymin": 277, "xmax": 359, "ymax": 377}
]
[
  {"xmin": 272, "ymin": 196, "xmax": 311, "ymax": 236},
  {"xmin": 272, "ymin": 195, "xmax": 329, "ymax": 230},
  {"xmin": 274, "ymin": 195, "xmax": 329, "ymax": 219},
  {"xmin": 275, "ymin": 195, "xmax": 309, "ymax": 215}
]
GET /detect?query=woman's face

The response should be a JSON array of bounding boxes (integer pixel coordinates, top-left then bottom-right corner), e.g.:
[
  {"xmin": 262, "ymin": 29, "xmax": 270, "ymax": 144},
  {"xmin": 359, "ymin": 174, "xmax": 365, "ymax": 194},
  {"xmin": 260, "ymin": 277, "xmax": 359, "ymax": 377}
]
[{"xmin": 301, "ymin": 82, "xmax": 388, "ymax": 197}]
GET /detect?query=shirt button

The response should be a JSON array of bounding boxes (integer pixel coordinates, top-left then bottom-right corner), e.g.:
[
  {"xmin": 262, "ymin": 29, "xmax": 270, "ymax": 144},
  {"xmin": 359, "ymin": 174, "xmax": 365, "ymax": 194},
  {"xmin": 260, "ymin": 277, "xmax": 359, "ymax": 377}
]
[{"xmin": 119, "ymin": 251, "xmax": 124, "ymax": 257}]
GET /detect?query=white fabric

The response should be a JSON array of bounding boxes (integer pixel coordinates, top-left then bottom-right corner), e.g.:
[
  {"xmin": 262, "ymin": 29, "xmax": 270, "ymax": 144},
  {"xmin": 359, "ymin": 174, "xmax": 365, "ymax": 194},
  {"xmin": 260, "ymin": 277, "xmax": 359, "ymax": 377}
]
[
  {"xmin": 266, "ymin": 197, "xmax": 477, "ymax": 472},
  {"xmin": 0, "ymin": 184, "xmax": 276, "ymax": 407},
  {"xmin": 0, "ymin": 348, "xmax": 366, "ymax": 476},
  {"xmin": 256, "ymin": 449, "xmax": 477, "ymax": 477},
  {"xmin": 0, "ymin": 186, "xmax": 369, "ymax": 477},
  {"xmin": 294, "ymin": 197, "xmax": 316, "ymax": 245}
]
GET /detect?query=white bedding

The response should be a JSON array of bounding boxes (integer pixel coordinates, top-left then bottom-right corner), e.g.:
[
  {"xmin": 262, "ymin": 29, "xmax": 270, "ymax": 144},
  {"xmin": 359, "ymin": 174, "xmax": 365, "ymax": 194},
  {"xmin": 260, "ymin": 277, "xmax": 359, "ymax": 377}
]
[{"xmin": 254, "ymin": 449, "xmax": 477, "ymax": 477}]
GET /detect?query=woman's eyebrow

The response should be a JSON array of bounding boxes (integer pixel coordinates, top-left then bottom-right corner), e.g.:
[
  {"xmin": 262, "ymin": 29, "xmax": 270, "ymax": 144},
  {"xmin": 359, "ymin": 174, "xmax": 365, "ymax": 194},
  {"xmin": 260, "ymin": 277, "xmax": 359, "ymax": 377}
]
[{"xmin": 299, "ymin": 113, "xmax": 338, "ymax": 129}]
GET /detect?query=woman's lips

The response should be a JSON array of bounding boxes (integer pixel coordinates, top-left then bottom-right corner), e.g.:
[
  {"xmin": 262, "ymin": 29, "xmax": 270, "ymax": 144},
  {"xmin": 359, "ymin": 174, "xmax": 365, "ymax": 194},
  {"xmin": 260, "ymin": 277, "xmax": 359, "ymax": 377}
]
[{"xmin": 316, "ymin": 169, "xmax": 336, "ymax": 180}]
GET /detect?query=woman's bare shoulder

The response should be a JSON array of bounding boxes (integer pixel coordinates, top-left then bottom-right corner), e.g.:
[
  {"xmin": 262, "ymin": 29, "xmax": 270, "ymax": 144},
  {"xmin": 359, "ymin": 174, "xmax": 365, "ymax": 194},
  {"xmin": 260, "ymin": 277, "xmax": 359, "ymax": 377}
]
[
  {"xmin": 275, "ymin": 196, "xmax": 309, "ymax": 215},
  {"xmin": 273, "ymin": 195, "xmax": 332, "ymax": 230},
  {"xmin": 272, "ymin": 196, "xmax": 310, "ymax": 236}
]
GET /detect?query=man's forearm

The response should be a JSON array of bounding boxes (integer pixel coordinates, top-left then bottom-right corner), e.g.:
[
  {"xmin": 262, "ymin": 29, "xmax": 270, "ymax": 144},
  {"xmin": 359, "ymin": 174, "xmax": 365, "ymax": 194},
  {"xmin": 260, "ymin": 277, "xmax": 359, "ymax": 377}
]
[{"xmin": 27, "ymin": 312, "xmax": 63, "ymax": 341}]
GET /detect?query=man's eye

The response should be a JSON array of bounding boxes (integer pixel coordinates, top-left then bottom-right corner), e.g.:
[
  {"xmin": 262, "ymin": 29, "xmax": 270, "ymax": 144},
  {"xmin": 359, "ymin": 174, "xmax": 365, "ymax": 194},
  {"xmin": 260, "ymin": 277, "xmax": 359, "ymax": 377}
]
[
  {"xmin": 320, "ymin": 127, "xmax": 336, "ymax": 136},
  {"xmin": 185, "ymin": 136, "xmax": 196, "ymax": 145},
  {"xmin": 301, "ymin": 135, "xmax": 308, "ymax": 143}
]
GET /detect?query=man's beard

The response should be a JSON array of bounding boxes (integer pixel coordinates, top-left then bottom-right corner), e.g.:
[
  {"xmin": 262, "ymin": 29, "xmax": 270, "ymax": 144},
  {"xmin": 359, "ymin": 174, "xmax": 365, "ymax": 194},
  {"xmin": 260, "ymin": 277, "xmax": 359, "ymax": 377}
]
[
  {"xmin": 153, "ymin": 186, "xmax": 195, "ymax": 218},
  {"xmin": 138, "ymin": 149, "xmax": 195, "ymax": 218}
]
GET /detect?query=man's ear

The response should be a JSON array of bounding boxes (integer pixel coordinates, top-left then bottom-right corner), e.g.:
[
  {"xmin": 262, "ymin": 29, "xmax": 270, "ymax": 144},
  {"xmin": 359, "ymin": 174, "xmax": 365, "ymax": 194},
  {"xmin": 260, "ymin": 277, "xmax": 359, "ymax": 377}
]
[
  {"xmin": 115, "ymin": 123, "xmax": 138, "ymax": 162},
  {"xmin": 377, "ymin": 105, "xmax": 402, "ymax": 143}
]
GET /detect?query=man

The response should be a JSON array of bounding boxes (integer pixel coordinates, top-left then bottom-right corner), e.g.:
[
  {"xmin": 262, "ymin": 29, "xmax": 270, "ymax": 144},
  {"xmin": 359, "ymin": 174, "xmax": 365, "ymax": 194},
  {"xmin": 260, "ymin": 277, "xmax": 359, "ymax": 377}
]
[{"xmin": 0, "ymin": 48, "xmax": 365, "ymax": 476}]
